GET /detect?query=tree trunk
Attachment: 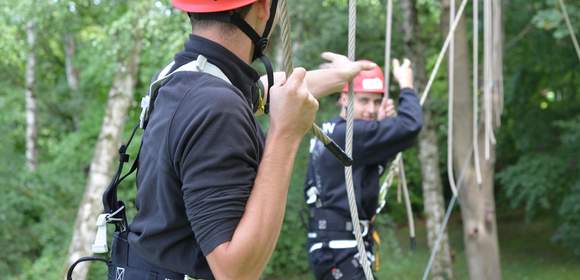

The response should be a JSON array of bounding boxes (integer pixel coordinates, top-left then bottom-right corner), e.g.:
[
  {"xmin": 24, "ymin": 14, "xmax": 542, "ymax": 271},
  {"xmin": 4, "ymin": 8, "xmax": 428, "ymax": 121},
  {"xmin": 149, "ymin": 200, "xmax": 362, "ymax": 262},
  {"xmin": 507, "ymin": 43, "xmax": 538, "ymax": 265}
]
[
  {"xmin": 399, "ymin": 1, "xmax": 454, "ymax": 279},
  {"xmin": 441, "ymin": 0, "xmax": 502, "ymax": 279},
  {"xmin": 64, "ymin": 33, "xmax": 80, "ymax": 93},
  {"xmin": 64, "ymin": 34, "xmax": 143, "ymax": 280},
  {"xmin": 25, "ymin": 20, "xmax": 38, "ymax": 172},
  {"xmin": 64, "ymin": 33, "xmax": 81, "ymax": 130}
]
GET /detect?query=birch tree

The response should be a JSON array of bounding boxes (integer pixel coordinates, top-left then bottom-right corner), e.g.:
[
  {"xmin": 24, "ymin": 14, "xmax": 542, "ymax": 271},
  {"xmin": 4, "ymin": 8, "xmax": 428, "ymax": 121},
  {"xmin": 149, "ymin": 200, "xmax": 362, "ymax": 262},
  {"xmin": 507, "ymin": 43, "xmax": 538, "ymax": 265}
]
[
  {"xmin": 24, "ymin": 20, "xmax": 38, "ymax": 172},
  {"xmin": 64, "ymin": 7, "xmax": 145, "ymax": 279},
  {"xmin": 399, "ymin": 0, "xmax": 455, "ymax": 278},
  {"xmin": 442, "ymin": 0, "xmax": 502, "ymax": 278}
]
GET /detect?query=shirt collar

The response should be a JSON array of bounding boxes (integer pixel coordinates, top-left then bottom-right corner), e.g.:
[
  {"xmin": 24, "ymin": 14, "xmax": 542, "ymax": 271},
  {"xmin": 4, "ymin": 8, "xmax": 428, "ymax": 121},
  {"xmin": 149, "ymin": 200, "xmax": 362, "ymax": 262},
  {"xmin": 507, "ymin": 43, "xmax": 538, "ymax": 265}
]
[{"xmin": 174, "ymin": 34, "xmax": 261, "ymax": 108}]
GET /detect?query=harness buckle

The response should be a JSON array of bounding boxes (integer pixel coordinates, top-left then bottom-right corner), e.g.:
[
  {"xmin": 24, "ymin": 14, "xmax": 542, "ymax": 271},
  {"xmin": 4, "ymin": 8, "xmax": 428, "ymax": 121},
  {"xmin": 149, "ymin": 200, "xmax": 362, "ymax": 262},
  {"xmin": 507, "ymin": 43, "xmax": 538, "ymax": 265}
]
[
  {"xmin": 139, "ymin": 95, "xmax": 150, "ymax": 129},
  {"xmin": 92, "ymin": 214, "xmax": 109, "ymax": 253}
]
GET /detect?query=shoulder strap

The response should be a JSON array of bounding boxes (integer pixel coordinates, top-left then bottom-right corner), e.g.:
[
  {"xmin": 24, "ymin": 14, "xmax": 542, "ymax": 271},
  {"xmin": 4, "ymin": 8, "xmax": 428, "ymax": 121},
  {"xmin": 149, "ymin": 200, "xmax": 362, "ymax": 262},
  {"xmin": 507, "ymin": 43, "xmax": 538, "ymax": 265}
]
[{"xmin": 139, "ymin": 55, "xmax": 231, "ymax": 129}]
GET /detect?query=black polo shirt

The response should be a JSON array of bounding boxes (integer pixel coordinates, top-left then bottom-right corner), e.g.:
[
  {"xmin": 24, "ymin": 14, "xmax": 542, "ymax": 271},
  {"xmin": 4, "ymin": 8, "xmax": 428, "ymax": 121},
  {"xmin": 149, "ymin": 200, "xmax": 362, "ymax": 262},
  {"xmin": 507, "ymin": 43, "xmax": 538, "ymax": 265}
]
[
  {"xmin": 128, "ymin": 35, "xmax": 265, "ymax": 279},
  {"xmin": 304, "ymin": 88, "xmax": 423, "ymax": 221}
]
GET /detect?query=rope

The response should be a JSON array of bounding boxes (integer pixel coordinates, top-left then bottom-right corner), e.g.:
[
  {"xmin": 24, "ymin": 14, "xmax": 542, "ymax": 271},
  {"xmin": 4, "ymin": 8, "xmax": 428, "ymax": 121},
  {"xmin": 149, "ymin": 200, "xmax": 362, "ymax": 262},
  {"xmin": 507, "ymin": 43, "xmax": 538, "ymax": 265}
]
[
  {"xmin": 558, "ymin": 0, "xmax": 580, "ymax": 62},
  {"xmin": 421, "ymin": 146, "xmax": 474, "ymax": 280},
  {"xmin": 473, "ymin": 0, "xmax": 483, "ymax": 185},
  {"xmin": 278, "ymin": 0, "xmax": 352, "ymax": 166},
  {"xmin": 484, "ymin": 0, "xmax": 492, "ymax": 160},
  {"xmin": 384, "ymin": 0, "xmax": 393, "ymax": 94},
  {"xmin": 344, "ymin": 0, "xmax": 374, "ymax": 278},
  {"xmin": 278, "ymin": 0, "xmax": 293, "ymax": 75},
  {"xmin": 420, "ymin": 0, "xmax": 469, "ymax": 106},
  {"xmin": 278, "ymin": 0, "xmax": 370, "ymax": 278},
  {"xmin": 447, "ymin": 0, "xmax": 459, "ymax": 197},
  {"xmin": 399, "ymin": 156, "xmax": 416, "ymax": 249}
]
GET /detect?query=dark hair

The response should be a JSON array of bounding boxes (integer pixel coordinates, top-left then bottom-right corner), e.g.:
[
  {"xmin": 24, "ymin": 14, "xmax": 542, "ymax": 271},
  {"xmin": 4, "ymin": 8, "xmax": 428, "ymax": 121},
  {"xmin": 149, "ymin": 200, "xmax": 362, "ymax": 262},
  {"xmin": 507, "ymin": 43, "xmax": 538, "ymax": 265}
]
[{"xmin": 188, "ymin": 4, "xmax": 253, "ymax": 33}]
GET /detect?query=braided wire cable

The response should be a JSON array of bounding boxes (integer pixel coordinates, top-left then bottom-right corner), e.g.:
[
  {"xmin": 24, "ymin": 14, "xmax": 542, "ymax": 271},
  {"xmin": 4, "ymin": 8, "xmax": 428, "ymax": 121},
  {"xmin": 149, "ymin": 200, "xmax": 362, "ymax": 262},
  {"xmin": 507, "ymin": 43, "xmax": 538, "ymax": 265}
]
[
  {"xmin": 278, "ymin": 0, "xmax": 294, "ymax": 75},
  {"xmin": 278, "ymin": 0, "xmax": 352, "ymax": 166},
  {"xmin": 344, "ymin": 1, "xmax": 374, "ymax": 279}
]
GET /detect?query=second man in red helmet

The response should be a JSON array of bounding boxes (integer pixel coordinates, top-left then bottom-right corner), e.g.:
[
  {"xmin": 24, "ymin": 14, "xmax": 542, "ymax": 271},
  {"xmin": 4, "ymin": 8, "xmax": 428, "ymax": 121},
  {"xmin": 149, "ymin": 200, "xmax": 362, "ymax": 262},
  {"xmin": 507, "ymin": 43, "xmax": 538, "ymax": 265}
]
[{"xmin": 304, "ymin": 57, "xmax": 423, "ymax": 279}]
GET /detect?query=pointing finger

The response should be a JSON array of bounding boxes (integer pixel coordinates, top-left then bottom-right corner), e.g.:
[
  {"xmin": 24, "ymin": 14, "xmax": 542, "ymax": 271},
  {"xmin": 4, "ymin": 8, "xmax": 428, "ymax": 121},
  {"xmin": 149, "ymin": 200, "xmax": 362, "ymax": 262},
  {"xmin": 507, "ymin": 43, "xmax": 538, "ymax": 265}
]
[
  {"xmin": 321, "ymin": 51, "xmax": 341, "ymax": 62},
  {"xmin": 392, "ymin": 59, "xmax": 401, "ymax": 71}
]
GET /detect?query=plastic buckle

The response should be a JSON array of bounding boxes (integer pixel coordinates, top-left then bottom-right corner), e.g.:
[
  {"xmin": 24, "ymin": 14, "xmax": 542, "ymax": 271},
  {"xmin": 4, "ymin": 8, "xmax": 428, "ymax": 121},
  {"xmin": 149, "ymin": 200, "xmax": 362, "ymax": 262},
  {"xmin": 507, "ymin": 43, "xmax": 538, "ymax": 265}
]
[
  {"xmin": 196, "ymin": 55, "xmax": 208, "ymax": 72},
  {"xmin": 139, "ymin": 95, "xmax": 150, "ymax": 129},
  {"xmin": 92, "ymin": 214, "xmax": 109, "ymax": 254}
]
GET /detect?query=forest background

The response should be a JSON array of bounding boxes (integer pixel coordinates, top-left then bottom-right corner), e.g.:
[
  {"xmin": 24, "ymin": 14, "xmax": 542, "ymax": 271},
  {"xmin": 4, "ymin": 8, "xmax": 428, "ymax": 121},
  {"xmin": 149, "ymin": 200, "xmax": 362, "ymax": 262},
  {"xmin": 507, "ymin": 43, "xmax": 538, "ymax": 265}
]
[{"xmin": 0, "ymin": 0, "xmax": 579, "ymax": 279}]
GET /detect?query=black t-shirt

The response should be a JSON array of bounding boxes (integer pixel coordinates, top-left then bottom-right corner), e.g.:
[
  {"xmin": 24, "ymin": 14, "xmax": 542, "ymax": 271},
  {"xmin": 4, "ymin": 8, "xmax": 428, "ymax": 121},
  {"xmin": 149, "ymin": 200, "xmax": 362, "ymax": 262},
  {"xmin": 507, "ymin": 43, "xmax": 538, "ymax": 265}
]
[
  {"xmin": 128, "ymin": 35, "xmax": 264, "ymax": 279},
  {"xmin": 304, "ymin": 89, "xmax": 423, "ymax": 221}
]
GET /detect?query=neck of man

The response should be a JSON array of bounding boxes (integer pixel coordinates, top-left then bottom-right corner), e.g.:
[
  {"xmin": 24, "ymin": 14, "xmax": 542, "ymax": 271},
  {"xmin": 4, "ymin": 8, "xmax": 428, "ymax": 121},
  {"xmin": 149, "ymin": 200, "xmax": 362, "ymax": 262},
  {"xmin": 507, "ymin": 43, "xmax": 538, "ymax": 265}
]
[
  {"xmin": 192, "ymin": 28, "xmax": 255, "ymax": 64},
  {"xmin": 339, "ymin": 108, "xmax": 347, "ymax": 119}
]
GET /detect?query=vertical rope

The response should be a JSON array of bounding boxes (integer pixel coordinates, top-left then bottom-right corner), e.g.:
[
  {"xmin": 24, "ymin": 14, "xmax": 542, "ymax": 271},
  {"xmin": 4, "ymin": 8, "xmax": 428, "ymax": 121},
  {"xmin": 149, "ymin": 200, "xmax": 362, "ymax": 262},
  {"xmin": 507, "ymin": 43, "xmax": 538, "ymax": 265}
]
[
  {"xmin": 447, "ymin": 0, "xmax": 458, "ymax": 197},
  {"xmin": 378, "ymin": 0, "xmax": 469, "ymax": 214},
  {"xmin": 377, "ymin": 0, "xmax": 395, "ymax": 216},
  {"xmin": 399, "ymin": 156, "xmax": 416, "ymax": 249},
  {"xmin": 473, "ymin": 0, "xmax": 482, "ymax": 184},
  {"xmin": 558, "ymin": 0, "xmax": 580, "ymax": 62},
  {"xmin": 278, "ymin": 0, "xmax": 293, "ymax": 75},
  {"xmin": 484, "ymin": 0, "xmax": 492, "ymax": 160},
  {"xmin": 345, "ymin": 0, "xmax": 374, "ymax": 279},
  {"xmin": 384, "ymin": 0, "xmax": 393, "ymax": 95}
]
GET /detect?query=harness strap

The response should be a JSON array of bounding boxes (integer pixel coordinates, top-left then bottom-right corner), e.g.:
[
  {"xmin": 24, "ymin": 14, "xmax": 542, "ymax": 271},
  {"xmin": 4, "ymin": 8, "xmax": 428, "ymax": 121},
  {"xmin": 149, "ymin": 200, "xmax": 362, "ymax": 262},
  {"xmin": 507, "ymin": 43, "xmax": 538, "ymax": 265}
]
[{"xmin": 96, "ymin": 55, "xmax": 232, "ymax": 255}]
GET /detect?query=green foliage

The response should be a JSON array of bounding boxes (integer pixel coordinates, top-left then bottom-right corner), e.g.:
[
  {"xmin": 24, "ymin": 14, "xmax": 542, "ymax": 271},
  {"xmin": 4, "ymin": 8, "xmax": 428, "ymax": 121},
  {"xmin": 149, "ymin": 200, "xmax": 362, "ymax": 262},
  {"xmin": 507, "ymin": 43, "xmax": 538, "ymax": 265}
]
[
  {"xmin": 1, "ymin": 0, "xmax": 580, "ymax": 278},
  {"xmin": 498, "ymin": 0, "xmax": 580, "ymax": 256}
]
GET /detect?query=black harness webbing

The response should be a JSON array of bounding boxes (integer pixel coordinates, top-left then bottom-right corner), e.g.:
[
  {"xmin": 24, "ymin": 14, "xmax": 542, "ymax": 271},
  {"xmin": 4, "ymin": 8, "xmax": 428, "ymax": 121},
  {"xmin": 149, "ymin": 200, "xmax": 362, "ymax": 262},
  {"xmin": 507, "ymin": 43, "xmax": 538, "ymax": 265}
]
[{"xmin": 67, "ymin": 55, "xmax": 232, "ymax": 279}]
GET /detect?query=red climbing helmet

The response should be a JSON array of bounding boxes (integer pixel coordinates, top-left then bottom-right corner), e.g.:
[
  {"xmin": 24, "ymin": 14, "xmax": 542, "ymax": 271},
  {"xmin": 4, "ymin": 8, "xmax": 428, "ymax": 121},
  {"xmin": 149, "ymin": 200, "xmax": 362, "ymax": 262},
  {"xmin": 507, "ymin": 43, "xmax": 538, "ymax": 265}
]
[
  {"xmin": 342, "ymin": 61, "xmax": 385, "ymax": 94},
  {"xmin": 171, "ymin": 0, "xmax": 258, "ymax": 12}
]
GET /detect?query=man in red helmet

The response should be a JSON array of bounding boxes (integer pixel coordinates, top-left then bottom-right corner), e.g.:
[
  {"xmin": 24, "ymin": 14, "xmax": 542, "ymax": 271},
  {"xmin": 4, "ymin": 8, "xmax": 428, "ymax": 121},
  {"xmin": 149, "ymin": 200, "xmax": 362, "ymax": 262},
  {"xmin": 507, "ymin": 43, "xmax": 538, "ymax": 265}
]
[
  {"xmin": 105, "ymin": 1, "xmax": 377, "ymax": 280},
  {"xmin": 304, "ymin": 58, "xmax": 422, "ymax": 279}
]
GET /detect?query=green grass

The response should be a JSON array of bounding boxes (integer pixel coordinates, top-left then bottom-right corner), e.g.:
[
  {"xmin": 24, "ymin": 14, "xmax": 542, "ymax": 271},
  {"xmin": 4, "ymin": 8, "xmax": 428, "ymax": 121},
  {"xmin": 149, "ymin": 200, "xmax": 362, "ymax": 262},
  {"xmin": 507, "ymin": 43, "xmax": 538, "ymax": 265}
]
[
  {"xmin": 85, "ymin": 214, "xmax": 580, "ymax": 280},
  {"xmin": 371, "ymin": 216, "xmax": 580, "ymax": 280},
  {"xmin": 274, "ymin": 215, "xmax": 580, "ymax": 280}
]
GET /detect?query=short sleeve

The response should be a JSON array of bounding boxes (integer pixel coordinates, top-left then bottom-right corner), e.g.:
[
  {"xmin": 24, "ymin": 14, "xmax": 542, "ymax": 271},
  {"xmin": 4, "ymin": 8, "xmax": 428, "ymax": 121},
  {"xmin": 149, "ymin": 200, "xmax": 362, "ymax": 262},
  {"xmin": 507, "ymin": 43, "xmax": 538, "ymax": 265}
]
[{"xmin": 171, "ymin": 85, "xmax": 260, "ymax": 256}]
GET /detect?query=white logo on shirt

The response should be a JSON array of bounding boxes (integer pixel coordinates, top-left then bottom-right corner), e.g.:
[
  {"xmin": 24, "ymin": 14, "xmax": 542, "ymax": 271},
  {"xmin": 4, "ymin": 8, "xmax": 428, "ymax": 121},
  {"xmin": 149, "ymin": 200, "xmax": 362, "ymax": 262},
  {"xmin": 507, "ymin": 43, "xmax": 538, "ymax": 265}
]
[{"xmin": 322, "ymin": 122, "xmax": 336, "ymax": 134}]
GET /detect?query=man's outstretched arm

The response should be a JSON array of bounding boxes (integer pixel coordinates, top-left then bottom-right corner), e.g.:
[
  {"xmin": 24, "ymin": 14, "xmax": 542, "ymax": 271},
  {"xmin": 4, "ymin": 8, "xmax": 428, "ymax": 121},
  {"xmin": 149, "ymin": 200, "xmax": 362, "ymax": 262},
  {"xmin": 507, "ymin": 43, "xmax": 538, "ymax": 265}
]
[{"xmin": 260, "ymin": 52, "xmax": 376, "ymax": 101}]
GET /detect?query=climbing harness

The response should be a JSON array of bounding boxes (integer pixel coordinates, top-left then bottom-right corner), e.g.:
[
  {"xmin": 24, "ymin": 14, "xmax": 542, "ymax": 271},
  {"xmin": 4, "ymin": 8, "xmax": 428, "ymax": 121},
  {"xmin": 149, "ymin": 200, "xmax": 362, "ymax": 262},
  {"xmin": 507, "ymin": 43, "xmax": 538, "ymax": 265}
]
[{"xmin": 66, "ymin": 54, "xmax": 234, "ymax": 280}]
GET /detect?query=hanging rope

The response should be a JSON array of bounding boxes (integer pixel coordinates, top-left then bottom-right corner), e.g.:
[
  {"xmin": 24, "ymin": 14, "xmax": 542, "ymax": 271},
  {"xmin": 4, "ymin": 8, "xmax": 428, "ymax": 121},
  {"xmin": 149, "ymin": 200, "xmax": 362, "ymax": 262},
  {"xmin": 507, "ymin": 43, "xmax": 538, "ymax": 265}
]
[
  {"xmin": 447, "ymin": 0, "xmax": 459, "ymax": 197},
  {"xmin": 421, "ymin": 146, "xmax": 474, "ymax": 280},
  {"xmin": 483, "ymin": 0, "xmax": 492, "ymax": 160},
  {"xmin": 422, "ymin": 0, "xmax": 505, "ymax": 276},
  {"xmin": 399, "ymin": 156, "xmax": 416, "ymax": 250},
  {"xmin": 277, "ymin": 0, "xmax": 352, "ymax": 166},
  {"xmin": 473, "ymin": 0, "xmax": 483, "ymax": 185},
  {"xmin": 344, "ymin": 0, "xmax": 375, "ymax": 278},
  {"xmin": 558, "ymin": 0, "xmax": 580, "ymax": 62},
  {"xmin": 278, "ymin": 0, "xmax": 372, "ymax": 278}
]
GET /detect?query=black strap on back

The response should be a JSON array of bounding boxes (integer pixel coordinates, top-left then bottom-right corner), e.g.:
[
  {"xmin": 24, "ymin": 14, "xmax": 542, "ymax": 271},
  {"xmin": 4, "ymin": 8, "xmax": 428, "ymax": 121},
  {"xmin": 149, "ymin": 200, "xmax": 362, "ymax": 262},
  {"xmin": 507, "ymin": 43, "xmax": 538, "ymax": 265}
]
[{"xmin": 102, "ymin": 124, "xmax": 141, "ymax": 231}]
